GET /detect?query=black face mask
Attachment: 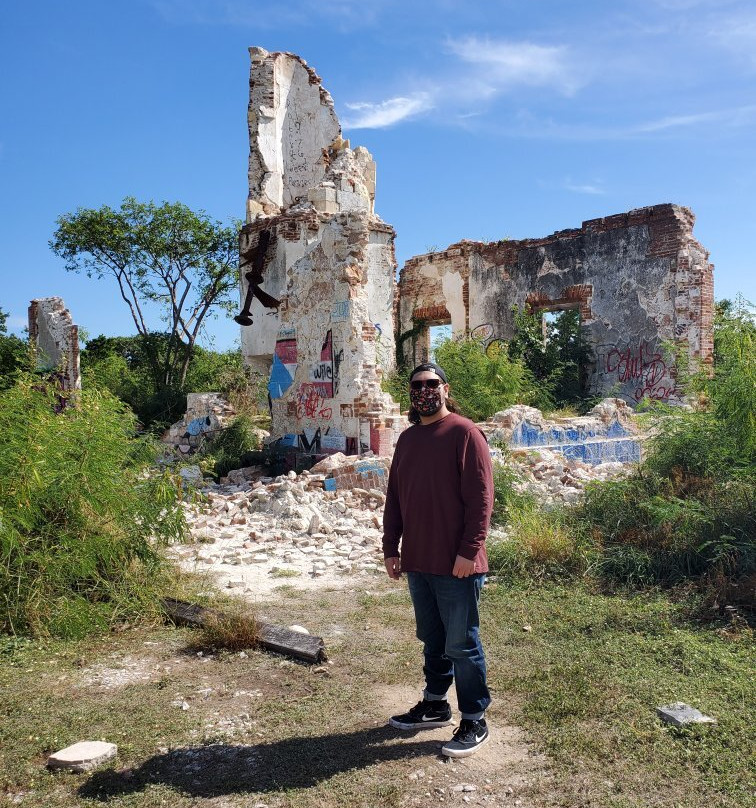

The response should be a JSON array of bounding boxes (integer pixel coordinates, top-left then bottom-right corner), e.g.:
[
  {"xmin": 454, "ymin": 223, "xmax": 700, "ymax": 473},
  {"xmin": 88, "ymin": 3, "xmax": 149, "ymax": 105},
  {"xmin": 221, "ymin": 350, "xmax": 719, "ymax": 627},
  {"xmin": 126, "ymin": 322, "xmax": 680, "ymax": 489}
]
[{"xmin": 410, "ymin": 384, "xmax": 444, "ymax": 416}]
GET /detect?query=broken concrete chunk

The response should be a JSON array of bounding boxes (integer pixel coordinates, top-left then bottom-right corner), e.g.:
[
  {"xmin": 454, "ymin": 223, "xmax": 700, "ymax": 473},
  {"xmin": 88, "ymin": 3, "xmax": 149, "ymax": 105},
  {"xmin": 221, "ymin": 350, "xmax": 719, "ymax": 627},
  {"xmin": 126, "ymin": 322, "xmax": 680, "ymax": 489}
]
[
  {"xmin": 47, "ymin": 741, "xmax": 117, "ymax": 773},
  {"xmin": 656, "ymin": 702, "xmax": 716, "ymax": 727}
]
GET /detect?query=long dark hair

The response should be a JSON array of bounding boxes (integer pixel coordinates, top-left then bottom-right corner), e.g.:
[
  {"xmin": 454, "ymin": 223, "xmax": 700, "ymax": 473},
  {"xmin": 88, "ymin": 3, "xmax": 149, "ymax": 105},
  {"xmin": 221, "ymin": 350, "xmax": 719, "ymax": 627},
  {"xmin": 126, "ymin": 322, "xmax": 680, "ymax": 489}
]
[{"xmin": 408, "ymin": 394, "xmax": 462, "ymax": 425}]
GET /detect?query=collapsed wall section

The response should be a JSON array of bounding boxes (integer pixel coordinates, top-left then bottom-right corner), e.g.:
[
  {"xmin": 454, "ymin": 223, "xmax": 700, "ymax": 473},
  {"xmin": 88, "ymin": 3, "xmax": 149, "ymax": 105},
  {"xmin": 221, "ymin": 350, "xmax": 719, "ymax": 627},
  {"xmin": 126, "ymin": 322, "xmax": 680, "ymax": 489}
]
[
  {"xmin": 28, "ymin": 296, "xmax": 81, "ymax": 390},
  {"xmin": 239, "ymin": 49, "xmax": 401, "ymax": 457},
  {"xmin": 398, "ymin": 204, "xmax": 714, "ymax": 403}
]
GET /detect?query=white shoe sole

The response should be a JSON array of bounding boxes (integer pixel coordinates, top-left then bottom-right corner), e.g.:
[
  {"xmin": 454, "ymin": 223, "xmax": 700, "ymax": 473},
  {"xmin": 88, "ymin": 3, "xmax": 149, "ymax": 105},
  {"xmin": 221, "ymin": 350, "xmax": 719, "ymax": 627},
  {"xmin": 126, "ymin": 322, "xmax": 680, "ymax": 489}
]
[
  {"xmin": 441, "ymin": 732, "xmax": 490, "ymax": 757},
  {"xmin": 389, "ymin": 717, "xmax": 455, "ymax": 730}
]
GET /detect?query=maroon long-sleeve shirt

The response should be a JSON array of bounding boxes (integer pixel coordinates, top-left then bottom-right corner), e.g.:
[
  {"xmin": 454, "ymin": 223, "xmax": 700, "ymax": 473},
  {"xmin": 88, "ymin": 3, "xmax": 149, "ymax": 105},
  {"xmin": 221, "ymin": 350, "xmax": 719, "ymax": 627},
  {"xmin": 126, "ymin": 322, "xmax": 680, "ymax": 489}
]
[{"xmin": 382, "ymin": 413, "xmax": 493, "ymax": 575}]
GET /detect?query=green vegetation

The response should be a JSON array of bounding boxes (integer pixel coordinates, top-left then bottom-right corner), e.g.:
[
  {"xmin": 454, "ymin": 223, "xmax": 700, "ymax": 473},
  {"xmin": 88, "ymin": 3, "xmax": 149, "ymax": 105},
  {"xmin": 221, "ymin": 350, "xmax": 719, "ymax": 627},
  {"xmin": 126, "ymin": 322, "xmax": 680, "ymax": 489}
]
[
  {"xmin": 80, "ymin": 334, "xmax": 266, "ymax": 430},
  {"xmin": 507, "ymin": 305, "xmax": 595, "ymax": 411},
  {"xmin": 0, "ymin": 377, "xmax": 185, "ymax": 638},
  {"xmin": 484, "ymin": 582, "xmax": 754, "ymax": 808},
  {"xmin": 433, "ymin": 335, "xmax": 530, "ymax": 421},
  {"xmin": 383, "ymin": 305, "xmax": 595, "ymax": 421},
  {"xmin": 50, "ymin": 197, "xmax": 241, "ymax": 393},
  {"xmin": 203, "ymin": 413, "xmax": 265, "ymax": 478},
  {"xmin": 0, "ymin": 582, "xmax": 751, "ymax": 808},
  {"xmin": 0, "ymin": 308, "xmax": 28, "ymax": 391},
  {"xmin": 577, "ymin": 300, "xmax": 754, "ymax": 597}
]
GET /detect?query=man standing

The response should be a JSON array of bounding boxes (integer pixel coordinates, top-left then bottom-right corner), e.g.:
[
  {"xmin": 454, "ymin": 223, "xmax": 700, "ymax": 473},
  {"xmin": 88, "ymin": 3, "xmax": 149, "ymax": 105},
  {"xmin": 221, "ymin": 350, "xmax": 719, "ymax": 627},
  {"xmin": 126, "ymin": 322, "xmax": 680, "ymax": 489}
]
[{"xmin": 383, "ymin": 362, "xmax": 494, "ymax": 758}]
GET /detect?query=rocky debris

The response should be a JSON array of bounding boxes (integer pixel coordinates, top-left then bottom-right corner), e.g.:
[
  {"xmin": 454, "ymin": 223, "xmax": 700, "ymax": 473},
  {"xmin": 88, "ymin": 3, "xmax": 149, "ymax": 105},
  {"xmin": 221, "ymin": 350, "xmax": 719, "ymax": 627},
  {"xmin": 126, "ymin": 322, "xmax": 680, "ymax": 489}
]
[
  {"xmin": 163, "ymin": 393, "xmax": 268, "ymax": 455},
  {"xmin": 656, "ymin": 703, "xmax": 716, "ymax": 727},
  {"xmin": 172, "ymin": 467, "xmax": 388, "ymax": 593},
  {"xmin": 502, "ymin": 447, "xmax": 631, "ymax": 507},
  {"xmin": 169, "ymin": 402, "xmax": 641, "ymax": 593},
  {"xmin": 221, "ymin": 465, "xmax": 265, "ymax": 485},
  {"xmin": 47, "ymin": 741, "xmax": 117, "ymax": 772}
]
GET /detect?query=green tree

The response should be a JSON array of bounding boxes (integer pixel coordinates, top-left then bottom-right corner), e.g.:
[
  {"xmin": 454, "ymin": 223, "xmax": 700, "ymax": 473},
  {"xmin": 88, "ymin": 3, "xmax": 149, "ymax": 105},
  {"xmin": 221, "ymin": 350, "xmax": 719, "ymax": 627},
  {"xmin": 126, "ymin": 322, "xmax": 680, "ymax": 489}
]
[
  {"xmin": 508, "ymin": 306, "xmax": 593, "ymax": 410},
  {"xmin": 50, "ymin": 198, "xmax": 241, "ymax": 391},
  {"xmin": 0, "ymin": 308, "xmax": 28, "ymax": 391}
]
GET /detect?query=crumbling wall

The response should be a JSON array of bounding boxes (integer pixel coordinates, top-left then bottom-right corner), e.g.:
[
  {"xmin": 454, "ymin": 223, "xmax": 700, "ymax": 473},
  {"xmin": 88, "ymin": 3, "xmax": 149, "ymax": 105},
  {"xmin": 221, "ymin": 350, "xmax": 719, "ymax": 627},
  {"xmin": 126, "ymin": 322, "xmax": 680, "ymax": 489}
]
[
  {"xmin": 163, "ymin": 393, "xmax": 237, "ymax": 454},
  {"xmin": 28, "ymin": 296, "xmax": 81, "ymax": 390},
  {"xmin": 398, "ymin": 204, "xmax": 714, "ymax": 403},
  {"xmin": 239, "ymin": 49, "xmax": 402, "ymax": 456}
]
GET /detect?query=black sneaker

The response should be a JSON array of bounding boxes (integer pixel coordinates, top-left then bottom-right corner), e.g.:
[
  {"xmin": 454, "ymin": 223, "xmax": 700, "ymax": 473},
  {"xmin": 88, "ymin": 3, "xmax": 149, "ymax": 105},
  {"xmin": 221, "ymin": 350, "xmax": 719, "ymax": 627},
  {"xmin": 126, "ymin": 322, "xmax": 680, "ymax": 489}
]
[
  {"xmin": 389, "ymin": 699, "xmax": 454, "ymax": 730},
  {"xmin": 441, "ymin": 718, "xmax": 489, "ymax": 757}
]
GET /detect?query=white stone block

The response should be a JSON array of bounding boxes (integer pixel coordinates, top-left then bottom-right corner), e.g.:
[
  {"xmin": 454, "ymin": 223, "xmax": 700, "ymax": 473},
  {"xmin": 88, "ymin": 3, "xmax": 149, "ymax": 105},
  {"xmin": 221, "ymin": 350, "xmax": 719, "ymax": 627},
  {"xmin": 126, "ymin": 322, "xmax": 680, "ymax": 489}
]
[{"xmin": 47, "ymin": 741, "xmax": 117, "ymax": 773}]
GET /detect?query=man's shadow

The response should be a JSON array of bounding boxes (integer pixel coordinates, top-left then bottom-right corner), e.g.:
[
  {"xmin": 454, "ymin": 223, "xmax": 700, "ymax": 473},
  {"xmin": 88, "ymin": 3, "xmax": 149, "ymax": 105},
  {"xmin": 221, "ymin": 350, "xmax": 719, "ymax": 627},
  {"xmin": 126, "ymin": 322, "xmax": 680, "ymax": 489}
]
[{"xmin": 79, "ymin": 725, "xmax": 444, "ymax": 800}]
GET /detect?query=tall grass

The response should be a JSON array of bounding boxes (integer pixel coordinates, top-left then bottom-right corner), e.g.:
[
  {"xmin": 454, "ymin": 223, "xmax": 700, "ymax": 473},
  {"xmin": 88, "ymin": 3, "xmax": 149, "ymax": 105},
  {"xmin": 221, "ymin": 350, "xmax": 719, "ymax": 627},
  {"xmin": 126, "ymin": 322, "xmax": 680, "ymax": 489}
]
[
  {"xmin": 0, "ymin": 377, "xmax": 185, "ymax": 637},
  {"xmin": 576, "ymin": 300, "xmax": 755, "ymax": 598}
]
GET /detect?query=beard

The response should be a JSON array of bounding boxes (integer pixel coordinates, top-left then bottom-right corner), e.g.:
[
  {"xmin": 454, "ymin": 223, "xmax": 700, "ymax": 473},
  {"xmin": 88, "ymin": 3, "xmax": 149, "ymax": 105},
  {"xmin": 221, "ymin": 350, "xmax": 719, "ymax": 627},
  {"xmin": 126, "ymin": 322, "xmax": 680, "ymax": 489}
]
[{"xmin": 410, "ymin": 387, "xmax": 444, "ymax": 417}]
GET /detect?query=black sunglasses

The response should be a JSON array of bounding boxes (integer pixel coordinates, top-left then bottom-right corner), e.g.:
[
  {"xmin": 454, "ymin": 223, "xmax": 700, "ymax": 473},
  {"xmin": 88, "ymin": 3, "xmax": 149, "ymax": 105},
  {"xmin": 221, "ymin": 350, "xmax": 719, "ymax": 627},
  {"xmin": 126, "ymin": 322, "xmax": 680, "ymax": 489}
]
[{"xmin": 410, "ymin": 378, "xmax": 443, "ymax": 390}]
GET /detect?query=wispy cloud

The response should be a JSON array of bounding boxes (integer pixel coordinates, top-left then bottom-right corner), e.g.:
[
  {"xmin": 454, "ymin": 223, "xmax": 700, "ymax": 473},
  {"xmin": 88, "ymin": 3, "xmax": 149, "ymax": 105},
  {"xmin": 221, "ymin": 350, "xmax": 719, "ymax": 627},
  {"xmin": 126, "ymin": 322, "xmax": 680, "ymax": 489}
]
[
  {"xmin": 342, "ymin": 35, "xmax": 586, "ymax": 130},
  {"xmin": 445, "ymin": 36, "xmax": 585, "ymax": 96},
  {"xmin": 634, "ymin": 104, "xmax": 756, "ymax": 133},
  {"xmin": 707, "ymin": 10, "xmax": 756, "ymax": 67},
  {"xmin": 342, "ymin": 92, "xmax": 434, "ymax": 128},
  {"xmin": 563, "ymin": 178, "xmax": 606, "ymax": 195}
]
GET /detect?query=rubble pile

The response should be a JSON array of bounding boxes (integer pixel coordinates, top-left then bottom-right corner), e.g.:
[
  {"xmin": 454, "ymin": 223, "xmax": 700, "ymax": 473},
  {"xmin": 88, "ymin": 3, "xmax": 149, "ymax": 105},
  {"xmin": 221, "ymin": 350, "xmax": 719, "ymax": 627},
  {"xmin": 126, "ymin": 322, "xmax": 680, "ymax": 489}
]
[
  {"xmin": 504, "ymin": 448, "xmax": 631, "ymax": 507},
  {"xmin": 171, "ymin": 460, "xmax": 390, "ymax": 594},
  {"xmin": 171, "ymin": 437, "xmax": 633, "ymax": 593},
  {"xmin": 163, "ymin": 393, "xmax": 243, "ymax": 454}
]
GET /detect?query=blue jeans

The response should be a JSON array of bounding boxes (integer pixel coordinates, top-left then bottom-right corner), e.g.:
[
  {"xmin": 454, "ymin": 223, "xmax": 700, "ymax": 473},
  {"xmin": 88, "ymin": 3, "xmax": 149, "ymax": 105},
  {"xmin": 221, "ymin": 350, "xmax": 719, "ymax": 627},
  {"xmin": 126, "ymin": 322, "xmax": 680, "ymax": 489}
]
[{"xmin": 407, "ymin": 571, "xmax": 491, "ymax": 720}]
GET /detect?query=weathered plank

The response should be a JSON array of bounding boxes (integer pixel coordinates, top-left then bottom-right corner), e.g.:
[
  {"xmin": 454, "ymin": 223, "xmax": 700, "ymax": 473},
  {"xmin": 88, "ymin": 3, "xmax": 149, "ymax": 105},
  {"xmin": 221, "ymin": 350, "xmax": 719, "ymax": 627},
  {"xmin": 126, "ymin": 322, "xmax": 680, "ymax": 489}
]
[{"xmin": 161, "ymin": 597, "xmax": 327, "ymax": 663}]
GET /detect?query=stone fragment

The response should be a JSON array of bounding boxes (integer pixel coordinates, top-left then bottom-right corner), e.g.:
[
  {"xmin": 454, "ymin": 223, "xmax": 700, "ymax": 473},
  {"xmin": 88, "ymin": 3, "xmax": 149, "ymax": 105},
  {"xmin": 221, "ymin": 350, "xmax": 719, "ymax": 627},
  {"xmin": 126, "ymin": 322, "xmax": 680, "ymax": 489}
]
[
  {"xmin": 47, "ymin": 741, "xmax": 117, "ymax": 773},
  {"xmin": 656, "ymin": 703, "xmax": 716, "ymax": 727}
]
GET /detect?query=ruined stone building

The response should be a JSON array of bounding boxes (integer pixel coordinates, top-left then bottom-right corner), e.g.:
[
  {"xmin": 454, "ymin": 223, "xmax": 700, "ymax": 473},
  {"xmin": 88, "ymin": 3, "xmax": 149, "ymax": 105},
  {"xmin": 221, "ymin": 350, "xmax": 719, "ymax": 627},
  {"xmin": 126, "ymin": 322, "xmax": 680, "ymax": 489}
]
[
  {"xmin": 238, "ymin": 48, "xmax": 404, "ymax": 457},
  {"xmin": 399, "ymin": 205, "xmax": 714, "ymax": 403},
  {"xmin": 238, "ymin": 49, "xmax": 714, "ymax": 454}
]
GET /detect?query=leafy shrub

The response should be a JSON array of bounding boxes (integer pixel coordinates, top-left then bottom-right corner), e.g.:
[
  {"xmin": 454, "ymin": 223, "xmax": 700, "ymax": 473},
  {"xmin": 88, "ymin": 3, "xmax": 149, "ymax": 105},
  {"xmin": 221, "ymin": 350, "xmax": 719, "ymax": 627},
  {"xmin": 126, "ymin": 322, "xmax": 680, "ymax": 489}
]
[
  {"xmin": 0, "ymin": 378, "xmax": 185, "ymax": 637},
  {"xmin": 433, "ymin": 337, "xmax": 529, "ymax": 422},
  {"xmin": 206, "ymin": 415, "xmax": 264, "ymax": 478}
]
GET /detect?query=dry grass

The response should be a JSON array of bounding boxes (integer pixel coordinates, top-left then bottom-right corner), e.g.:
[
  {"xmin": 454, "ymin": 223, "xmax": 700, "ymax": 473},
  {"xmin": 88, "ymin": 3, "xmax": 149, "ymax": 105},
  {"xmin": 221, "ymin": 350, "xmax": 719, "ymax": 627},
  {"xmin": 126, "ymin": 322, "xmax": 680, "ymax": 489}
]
[{"xmin": 193, "ymin": 607, "xmax": 260, "ymax": 653}]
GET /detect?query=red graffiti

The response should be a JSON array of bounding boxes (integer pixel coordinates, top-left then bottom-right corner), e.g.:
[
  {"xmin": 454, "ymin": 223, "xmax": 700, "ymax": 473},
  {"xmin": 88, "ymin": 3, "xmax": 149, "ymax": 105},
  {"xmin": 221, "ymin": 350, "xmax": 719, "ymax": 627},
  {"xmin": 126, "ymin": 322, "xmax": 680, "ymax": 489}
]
[
  {"xmin": 606, "ymin": 342, "xmax": 678, "ymax": 401},
  {"xmin": 295, "ymin": 384, "xmax": 333, "ymax": 420}
]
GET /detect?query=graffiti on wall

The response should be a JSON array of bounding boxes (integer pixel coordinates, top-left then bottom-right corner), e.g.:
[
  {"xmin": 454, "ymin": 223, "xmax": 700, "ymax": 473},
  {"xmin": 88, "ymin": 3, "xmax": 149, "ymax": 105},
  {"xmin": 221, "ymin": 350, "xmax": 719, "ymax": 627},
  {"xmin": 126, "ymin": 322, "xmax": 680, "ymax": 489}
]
[
  {"xmin": 308, "ymin": 329, "xmax": 344, "ymax": 398},
  {"xmin": 331, "ymin": 300, "xmax": 350, "ymax": 322},
  {"xmin": 295, "ymin": 383, "xmax": 333, "ymax": 420},
  {"xmin": 470, "ymin": 323, "xmax": 505, "ymax": 359},
  {"xmin": 185, "ymin": 415, "xmax": 212, "ymax": 437},
  {"xmin": 278, "ymin": 427, "xmax": 348, "ymax": 454},
  {"xmin": 269, "ymin": 326, "xmax": 298, "ymax": 399},
  {"xmin": 606, "ymin": 341, "xmax": 677, "ymax": 401}
]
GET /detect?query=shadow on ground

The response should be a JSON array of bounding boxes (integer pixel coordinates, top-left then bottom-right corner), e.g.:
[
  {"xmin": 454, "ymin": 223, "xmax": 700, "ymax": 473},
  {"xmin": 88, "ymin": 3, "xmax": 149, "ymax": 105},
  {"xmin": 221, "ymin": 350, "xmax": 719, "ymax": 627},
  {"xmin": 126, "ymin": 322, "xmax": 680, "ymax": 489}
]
[{"xmin": 79, "ymin": 725, "xmax": 443, "ymax": 800}]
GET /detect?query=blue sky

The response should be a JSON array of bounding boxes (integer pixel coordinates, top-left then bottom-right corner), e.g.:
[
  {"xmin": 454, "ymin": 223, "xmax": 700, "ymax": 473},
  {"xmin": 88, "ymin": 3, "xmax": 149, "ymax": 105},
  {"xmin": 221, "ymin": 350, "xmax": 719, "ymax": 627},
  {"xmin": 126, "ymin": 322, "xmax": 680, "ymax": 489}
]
[{"xmin": 1, "ymin": 0, "xmax": 754, "ymax": 350}]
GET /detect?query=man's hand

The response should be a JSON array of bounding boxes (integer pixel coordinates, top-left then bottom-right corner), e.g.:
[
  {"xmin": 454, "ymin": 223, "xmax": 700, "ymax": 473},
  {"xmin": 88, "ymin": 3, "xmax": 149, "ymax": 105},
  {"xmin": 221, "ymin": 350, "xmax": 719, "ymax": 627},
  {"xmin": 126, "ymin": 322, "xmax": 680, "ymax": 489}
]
[
  {"xmin": 384, "ymin": 557, "xmax": 402, "ymax": 580},
  {"xmin": 452, "ymin": 555, "xmax": 476, "ymax": 578}
]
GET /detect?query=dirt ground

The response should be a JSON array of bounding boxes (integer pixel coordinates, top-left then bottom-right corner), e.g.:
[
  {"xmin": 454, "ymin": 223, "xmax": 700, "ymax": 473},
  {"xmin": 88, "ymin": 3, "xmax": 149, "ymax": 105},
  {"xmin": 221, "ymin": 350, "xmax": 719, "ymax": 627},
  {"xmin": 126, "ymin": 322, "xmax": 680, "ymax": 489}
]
[{"xmin": 12, "ymin": 576, "xmax": 549, "ymax": 808}]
